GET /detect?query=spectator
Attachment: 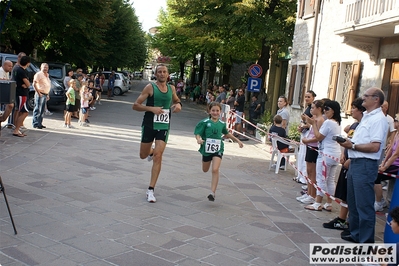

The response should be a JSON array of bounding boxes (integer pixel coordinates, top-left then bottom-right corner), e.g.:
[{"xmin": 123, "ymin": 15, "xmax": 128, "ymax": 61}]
[
  {"xmin": 95, "ymin": 72, "xmax": 104, "ymax": 105},
  {"xmin": 226, "ymin": 89, "xmax": 236, "ymax": 110},
  {"xmin": 382, "ymin": 101, "xmax": 396, "ymax": 148},
  {"xmin": 193, "ymin": 83, "xmax": 201, "ymax": 103},
  {"xmin": 64, "ymin": 69, "xmax": 74, "ymax": 91},
  {"xmin": 294, "ymin": 90, "xmax": 316, "ymax": 184},
  {"xmin": 12, "ymin": 56, "xmax": 31, "ymax": 137},
  {"xmin": 64, "ymin": 79, "xmax": 76, "ymax": 128},
  {"xmin": 374, "ymin": 113, "xmax": 399, "ymax": 212},
  {"xmin": 297, "ymin": 99, "xmax": 325, "ymax": 204},
  {"xmin": 107, "ymin": 71, "xmax": 115, "ymax": 100},
  {"xmin": 384, "ymin": 206, "xmax": 399, "ymax": 266},
  {"xmin": 322, "ymin": 97, "xmax": 365, "ymax": 230},
  {"xmin": 215, "ymin": 86, "xmax": 226, "ymax": 104},
  {"xmin": 269, "ymin": 114, "xmax": 289, "ymax": 168},
  {"xmin": 304, "ymin": 100, "xmax": 341, "ymax": 212},
  {"xmin": 0, "ymin": 60, "xmax": 14, "ymax": 123},
  {"xmin": 234, "ymin": 88, "xmax": 245, "ymax": 136},
  {"xmin": 247, "ymin": 95, "xmax": 261, "ymax": 135},
  {"xmin": 79, "ymin": 84, "xmax": 91, "ymax": 127},
  {"xmin": 184, "ymin": 83, "xmax": 192, "ymax": 102},
  {"xmin": 176, "ymin": 79, "xmax": 184, "ymax": 100},
  {"xmin": 32, "ymin": 63, "xmax": 51, "ymax": 129},
  {"xmin": 73, "ymin": 74, "xmax": 83, "ymax": 119},
  {"xmin": 10, "ymin": 52, "xmax": 26, "ymax": 128},
  {"xmin": 277, "ymin": 95, "xmax": 290, "ymax": 134},
  {"xmin": 339, "ymin": 87, "xmax": 388, "ymax": 243}
]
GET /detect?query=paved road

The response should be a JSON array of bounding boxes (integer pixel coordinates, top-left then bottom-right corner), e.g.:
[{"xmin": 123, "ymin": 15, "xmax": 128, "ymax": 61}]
[{"xmin": 0, "ymin": 80, "xmax": 387, "ymax": 265}]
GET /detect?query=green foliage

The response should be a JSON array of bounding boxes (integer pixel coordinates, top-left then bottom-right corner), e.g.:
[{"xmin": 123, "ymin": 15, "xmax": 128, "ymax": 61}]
[
  {"xmin": 0, "ymin": 0, "xmax": 147, "ymax": 69},
  {"xmin": 152, "ymin": 0, "xmax": 296, "ymax": 84},
  {"xmin": 257, "ymin": 110, "xmax": 273, "ymax": 137},
  {"xmin": 259, "ymin": 110, "xmax": 273, "ymax": 126},
  {"xmin": 288, "ymin": 122, "xmax": 301, "ymax": 142}
]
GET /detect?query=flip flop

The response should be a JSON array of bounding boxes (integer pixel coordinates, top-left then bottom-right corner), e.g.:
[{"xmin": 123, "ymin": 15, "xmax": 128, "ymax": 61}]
[{"xmin": 12, "ymin": 133, "xmax": 24, "ymax": 137}]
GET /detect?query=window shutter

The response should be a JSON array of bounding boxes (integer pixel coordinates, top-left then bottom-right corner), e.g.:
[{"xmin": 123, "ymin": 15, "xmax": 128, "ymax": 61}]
[
  {"xmin": 300, "ymin": 64, "xmax": 311, "ymax": 107},
  {"xmin": 346, "ymin": 60, "xmax": 361, "ymax": 114},
  {"xmin": 327, "ymin": 62, "xmax": 340, "ymax": 99},
  {"xmin": 299, "ymin": 0, "xmax": 305, "ymax": 18},
  {"xmin": 288, "ymin": 65, "xmax": 297, "ymax": 105}
]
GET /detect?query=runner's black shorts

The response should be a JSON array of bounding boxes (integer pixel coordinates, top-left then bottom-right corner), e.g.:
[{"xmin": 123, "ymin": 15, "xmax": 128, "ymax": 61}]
[
  {"xmin": 141, "ymin": 126, "xmax": 169, "ymax": 143},
  {"xmin": 202, "ymin": 153, "xmax": 223, "ymax": 162}
]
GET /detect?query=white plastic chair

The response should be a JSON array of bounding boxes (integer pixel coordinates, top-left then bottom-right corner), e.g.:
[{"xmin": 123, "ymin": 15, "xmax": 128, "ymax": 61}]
[{"xmin": 268, "ymin": 134, "xmax": 299, "ymax": 174}]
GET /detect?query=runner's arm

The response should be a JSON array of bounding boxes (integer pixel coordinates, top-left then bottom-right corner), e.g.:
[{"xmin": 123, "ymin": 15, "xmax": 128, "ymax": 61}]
[{"xmin": 132, "ymin": 84, "xmax": 164, "ymax": 115}]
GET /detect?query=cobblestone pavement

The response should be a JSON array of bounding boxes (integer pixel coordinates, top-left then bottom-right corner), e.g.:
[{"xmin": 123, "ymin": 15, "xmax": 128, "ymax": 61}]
[{"xmin": 0, "ymin": 80, "xmax": 388, "ymax": 265}]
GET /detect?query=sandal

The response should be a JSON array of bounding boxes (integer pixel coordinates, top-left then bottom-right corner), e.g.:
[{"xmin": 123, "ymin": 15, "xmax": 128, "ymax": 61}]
[
  {"xmin": 12, "ymin": 133, "xmax": 24, "ymax": 137},
  {"xmin": 323, "ymin": 203, "xmax": 332, "ymax": 212},
  {"xmin": 304, "ymin": 202, "xmax": 322, "ymax": 211}
]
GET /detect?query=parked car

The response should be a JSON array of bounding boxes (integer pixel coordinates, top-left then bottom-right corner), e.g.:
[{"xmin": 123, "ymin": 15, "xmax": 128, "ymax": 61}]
[
  {"xmin": 134, "ymin": 71, "xmax": 142, "ymax": 79},
  {"xmin": 91, "ymin": 71, "xmax": 129, "ymax": 96},
  {"xmin": 47, "ymin": 62, "xmax": 72, "ymax": 89},
  {"xmin": 0, "ymin": 53, "xmax": 66, "ymax": 110},
  {"xmin": 120, "ymin": 71, "xmax": 132, "ymax": 90}
]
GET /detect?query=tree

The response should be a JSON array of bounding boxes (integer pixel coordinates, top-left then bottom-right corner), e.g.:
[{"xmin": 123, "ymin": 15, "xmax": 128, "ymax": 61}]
[
  {"xmin": 101, "ymin": 0, "xmax": 147, "ymax": 70},
  {"xmin": 0, "ymin": 0, "xmax": 147, "ymax": 69},
  {"xmin": 161, "ymin": 0, "xmax": 296, "ymax": 86}
]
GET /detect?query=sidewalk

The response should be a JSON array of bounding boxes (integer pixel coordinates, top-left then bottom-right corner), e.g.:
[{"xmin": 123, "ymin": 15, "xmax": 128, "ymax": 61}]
[{"xmin": 0, "ymin": 88, "xmax": 389, "ymax": 266}]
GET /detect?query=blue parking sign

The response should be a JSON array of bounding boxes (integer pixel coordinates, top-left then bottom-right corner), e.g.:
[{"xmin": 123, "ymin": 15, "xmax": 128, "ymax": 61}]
[{"xmin": 247, "ymin": 77, "xmax": 262, "ymax": 92}]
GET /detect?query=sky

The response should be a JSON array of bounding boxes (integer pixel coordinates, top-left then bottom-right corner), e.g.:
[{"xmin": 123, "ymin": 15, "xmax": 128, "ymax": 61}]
[{"xmin": 132, "ymin": 0, "xmax": 167, "ymax": 32}]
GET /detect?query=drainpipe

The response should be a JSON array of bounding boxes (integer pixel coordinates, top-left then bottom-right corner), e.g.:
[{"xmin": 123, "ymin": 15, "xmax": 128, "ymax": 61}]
[{"xmin": 306, "ymin": 0, "xmax": 321, "ymax": 91}]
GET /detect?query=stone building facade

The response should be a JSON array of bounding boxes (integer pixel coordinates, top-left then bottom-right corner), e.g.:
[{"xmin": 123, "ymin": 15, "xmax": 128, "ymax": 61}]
[{"xmin": 287, "ymin": 0, "xmax": 399, "ymax": 129}]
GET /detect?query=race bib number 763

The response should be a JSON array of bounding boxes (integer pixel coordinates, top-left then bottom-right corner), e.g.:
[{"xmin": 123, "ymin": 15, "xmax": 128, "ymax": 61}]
[{"xmin": 205, "ymin": 138, "xmax": 221, "ymax": 153}]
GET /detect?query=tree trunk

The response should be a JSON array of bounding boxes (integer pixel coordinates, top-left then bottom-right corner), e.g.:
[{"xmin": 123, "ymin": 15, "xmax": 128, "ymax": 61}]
[
  {"xmin": 208, "ymin": 52, "xmax": 217, "ymax": 85},
  {"xmin": 222, "ymin": 62, "xmax": 232, "ymax": 85},
  {"xmin": 179, "ymin": 61, "xmax": 185, "ymax": 80},
  {"xmin": 190, "ymin": 54, "xmax": 197, "ymax": 85},
  {"xmin": 257, "ymin": 39, "xmax": 270, "ymax": 92},
  {"xmin": 198, "ymin": 53, "xmax": 205, "ymax": 88}
]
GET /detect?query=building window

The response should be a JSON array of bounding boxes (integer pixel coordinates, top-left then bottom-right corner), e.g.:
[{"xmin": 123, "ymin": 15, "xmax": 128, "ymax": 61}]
[
  {"xmin": 327, "ymin": 60, "xmax": 361, "ymax": 114},
  {"xmin": 288, "ymin": 64, "xmax": 310, "ymax": 107},
  {"xmin": 298, "ymin": 0, "xmax": 316, "ymax": 19}
]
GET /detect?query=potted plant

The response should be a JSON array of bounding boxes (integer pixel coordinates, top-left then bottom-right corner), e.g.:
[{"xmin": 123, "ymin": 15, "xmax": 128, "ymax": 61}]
[{"xmin": 255, "ymin": 110, "xmax": 273, "ymax": 143}]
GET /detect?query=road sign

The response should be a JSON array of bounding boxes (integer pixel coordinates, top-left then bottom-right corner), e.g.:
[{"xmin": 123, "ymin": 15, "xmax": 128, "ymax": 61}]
[
  {"xmin": 248, "ymin": 64, "xmax": 263, "ymax": 78},
  {"xmin": 247, "ymin": 77, "xmax": 262, "ymax": 92}
]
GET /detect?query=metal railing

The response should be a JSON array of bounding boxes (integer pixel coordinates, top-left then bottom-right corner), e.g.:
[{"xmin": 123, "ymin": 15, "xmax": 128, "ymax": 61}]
[{"xmin": 345, "ymin": 0, "xmax": 398, "ymax": 23}]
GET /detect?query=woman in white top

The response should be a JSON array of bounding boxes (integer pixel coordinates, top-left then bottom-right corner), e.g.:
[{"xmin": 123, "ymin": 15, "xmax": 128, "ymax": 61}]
[
  {"xmin": 304, "ymin": 100, "xmax": 342, "ymax": 211},
  {"xmin": 297, "ymin": 99, "xmax": 325, "ymax": 204},
  {"xmin": 277, "ymin": 95, "xmax": 290, "ymax": 134}
]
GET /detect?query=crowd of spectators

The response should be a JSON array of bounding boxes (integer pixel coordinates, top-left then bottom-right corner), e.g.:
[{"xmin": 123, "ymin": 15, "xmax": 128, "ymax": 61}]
[{"xmin": 272, "ymin": 87, "xmax": 397, "ymax": 245}]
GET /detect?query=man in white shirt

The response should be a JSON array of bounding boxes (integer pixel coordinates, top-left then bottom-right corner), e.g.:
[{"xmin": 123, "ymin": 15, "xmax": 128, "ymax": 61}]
[
  {"xmin": 0, "ymin": 60, "xmax": 14, "ymax": 122},
  {"xmin": 339, "ymin": 87, "xmax": 388, "ymax": 243}
]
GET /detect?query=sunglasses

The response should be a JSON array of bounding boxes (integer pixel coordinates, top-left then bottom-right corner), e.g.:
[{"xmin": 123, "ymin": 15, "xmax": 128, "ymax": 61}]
[
  {"xmin": 324, "ymin": 106, "xmax": 331, "ymax": 111},
  {"xmin": 395, "ymin": 119, "xmax": 399, "ymax": 122}
]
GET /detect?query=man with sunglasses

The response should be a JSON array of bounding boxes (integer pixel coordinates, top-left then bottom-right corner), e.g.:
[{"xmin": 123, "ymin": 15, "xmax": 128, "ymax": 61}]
[{"xmin": 339, "ymin": 87, "xmax": 388, "ymax": 243}]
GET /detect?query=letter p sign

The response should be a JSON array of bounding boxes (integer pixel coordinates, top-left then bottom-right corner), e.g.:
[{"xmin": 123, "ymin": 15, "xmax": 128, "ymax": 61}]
[{"xmin": 247, "ymin": 77, "xmax": 262, "ymax": 92}]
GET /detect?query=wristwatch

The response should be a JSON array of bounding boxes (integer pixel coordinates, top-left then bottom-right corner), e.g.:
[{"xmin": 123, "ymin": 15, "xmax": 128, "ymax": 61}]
[{"xmin": 352, "ymin": 143, "xmax": 356, "ymax": 150}]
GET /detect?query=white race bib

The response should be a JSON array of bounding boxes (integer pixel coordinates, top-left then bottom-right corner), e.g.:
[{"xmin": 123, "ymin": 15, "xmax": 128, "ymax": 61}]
[
  {"xmin": 154, "ymin": 109, "xmax": 170, "ymax": 124},
  {"xmin": 205, "ymin": 138, "xmax": 221, "ymax": 153}
]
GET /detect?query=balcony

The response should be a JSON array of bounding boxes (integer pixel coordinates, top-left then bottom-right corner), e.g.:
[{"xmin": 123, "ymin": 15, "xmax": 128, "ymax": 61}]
[{"xmin": 335, "ymin": 0, "xmax": 399, "ymax": 38}]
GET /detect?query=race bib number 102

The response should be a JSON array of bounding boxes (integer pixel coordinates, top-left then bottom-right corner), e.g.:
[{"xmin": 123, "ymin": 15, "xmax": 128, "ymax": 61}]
[
  {"xmin": 205, "ymin": 138, "xmax": 221, "ymax": 153},
  {"xmin": 154, "ymin": 109, "xmax": 170, "ymax": 124}
]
